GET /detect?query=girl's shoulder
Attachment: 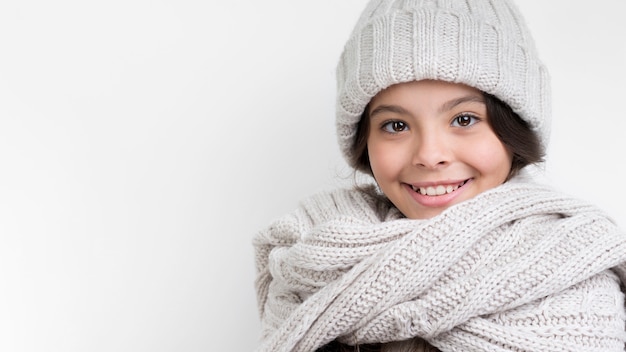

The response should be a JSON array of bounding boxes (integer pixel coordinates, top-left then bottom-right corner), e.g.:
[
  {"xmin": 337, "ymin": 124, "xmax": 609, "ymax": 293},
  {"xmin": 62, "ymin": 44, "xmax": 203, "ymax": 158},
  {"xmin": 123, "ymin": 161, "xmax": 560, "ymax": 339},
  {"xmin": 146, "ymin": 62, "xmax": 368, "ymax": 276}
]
[
  {"xmin": 297, "ymin": 184, "xmax": 402, "ymax": 225},
  {"xmin": 253, "ymin": 185, "xmax": 401, "ymax": 247}
]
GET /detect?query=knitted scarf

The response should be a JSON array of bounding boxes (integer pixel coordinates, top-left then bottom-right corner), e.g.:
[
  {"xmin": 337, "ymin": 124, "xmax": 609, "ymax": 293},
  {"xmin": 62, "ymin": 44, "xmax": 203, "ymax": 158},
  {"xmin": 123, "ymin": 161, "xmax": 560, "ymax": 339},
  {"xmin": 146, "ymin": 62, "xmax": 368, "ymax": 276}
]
[{"xmin": 253, "ymin": 179, "xmax": 626, "ymax": 352}]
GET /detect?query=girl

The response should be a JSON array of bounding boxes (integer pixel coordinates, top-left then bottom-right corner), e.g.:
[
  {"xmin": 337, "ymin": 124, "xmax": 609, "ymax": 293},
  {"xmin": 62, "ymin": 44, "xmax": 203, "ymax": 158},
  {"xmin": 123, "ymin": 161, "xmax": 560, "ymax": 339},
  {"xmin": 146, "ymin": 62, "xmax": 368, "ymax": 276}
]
[{"xmin": 253, "ymin": 0, "xmax": 626, "ymax": 351}]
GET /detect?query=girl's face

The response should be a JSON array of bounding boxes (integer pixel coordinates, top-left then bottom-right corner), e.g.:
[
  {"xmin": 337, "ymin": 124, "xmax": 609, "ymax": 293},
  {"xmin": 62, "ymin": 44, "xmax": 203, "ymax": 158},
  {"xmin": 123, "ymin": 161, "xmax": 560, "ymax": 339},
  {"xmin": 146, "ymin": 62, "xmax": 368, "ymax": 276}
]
[{"xmin": 367, "ymin": 80, "xmax": 513, "ymax": 219}]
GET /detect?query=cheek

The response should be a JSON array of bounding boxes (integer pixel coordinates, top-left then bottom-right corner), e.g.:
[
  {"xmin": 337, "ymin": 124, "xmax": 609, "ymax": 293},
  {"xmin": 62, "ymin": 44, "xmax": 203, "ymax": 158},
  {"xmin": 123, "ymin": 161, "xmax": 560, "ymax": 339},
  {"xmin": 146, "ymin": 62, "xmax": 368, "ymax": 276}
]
[
  {"xmin": 466, "ymin": 137, "xmax": 513, "ymax": 179},
  {"xmin": 367, "ymin": 140, "xmax": 406, "ymax": 180}
]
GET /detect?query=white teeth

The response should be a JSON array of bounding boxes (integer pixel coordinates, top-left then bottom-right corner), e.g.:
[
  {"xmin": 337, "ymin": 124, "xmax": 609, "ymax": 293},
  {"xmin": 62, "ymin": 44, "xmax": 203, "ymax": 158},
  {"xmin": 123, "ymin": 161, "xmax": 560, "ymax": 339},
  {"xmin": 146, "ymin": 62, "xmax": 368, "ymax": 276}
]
[{"xmin": 412, "ymin": 181, "xmax": 465, "ymax": 196}]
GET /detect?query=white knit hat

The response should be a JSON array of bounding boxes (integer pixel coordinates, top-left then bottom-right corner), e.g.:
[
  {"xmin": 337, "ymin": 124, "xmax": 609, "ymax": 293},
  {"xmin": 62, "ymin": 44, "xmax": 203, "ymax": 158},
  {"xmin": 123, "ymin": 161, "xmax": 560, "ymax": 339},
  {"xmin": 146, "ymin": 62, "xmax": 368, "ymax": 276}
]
[{"xmin": 336, "ymin": 0, "xmax": 551, "ymax": 168}]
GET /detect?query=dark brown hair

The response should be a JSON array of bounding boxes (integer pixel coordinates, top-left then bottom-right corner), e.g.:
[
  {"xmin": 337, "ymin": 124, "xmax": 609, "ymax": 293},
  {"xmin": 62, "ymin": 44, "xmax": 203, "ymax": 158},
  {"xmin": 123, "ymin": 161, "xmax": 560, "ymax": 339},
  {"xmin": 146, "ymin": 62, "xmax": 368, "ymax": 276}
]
[
  {"xmin": 349, "ymin": 92, "xmax": 545, "ymax": 180},
  {"xmin": 316, "ymin": 338, "xmax": 440, "ymax": 351},
  {"xmin": 316, "ymin": 341, "xmax": 380, "ymax": 352}
]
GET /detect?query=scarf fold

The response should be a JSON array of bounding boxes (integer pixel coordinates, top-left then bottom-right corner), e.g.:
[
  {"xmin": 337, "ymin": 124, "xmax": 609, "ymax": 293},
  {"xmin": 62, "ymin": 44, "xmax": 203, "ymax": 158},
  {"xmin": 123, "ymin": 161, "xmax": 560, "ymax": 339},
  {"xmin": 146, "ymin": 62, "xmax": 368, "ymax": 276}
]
[{"xmin": 253, "ymin": 180, "xmax": 626, "ymax": 352}]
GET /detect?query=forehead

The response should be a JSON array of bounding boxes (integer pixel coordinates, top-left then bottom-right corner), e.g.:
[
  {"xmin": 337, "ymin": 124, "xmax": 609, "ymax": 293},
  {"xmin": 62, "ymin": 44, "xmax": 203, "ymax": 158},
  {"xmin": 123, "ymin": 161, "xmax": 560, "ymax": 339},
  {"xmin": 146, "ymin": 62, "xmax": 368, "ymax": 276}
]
[
  {"xmin": 373, "ymin": 80, "xmax": 482, "ymax": 101},
  {"xmin": 369, "ymin": 80, "xmax": 485, "ymax": 115}
]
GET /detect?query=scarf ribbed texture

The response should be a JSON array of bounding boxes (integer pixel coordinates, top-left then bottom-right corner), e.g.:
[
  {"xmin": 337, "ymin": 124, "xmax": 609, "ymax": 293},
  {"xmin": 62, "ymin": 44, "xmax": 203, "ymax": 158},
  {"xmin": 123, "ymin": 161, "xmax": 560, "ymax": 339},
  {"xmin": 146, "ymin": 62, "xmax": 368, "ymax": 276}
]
[{"xmin": 253, "ymin": 181, "xmax": 626, "ymax": 351}]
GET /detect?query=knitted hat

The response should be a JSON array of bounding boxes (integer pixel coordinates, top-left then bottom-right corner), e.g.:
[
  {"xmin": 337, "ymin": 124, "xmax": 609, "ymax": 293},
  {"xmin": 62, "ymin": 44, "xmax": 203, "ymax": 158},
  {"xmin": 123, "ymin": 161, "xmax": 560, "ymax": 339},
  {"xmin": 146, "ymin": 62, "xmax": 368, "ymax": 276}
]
[{"xmin": 336, "ymin": 0, "xmax": 551, "ymax": 169}]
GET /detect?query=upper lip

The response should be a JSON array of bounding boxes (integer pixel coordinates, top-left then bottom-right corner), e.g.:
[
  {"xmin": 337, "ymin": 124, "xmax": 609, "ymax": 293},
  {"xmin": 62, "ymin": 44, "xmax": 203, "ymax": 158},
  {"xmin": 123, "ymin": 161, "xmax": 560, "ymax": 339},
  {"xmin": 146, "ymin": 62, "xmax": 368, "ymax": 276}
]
[{"xmin": 406, "ymin": 178, "xmax": 469, "ymax": 188}]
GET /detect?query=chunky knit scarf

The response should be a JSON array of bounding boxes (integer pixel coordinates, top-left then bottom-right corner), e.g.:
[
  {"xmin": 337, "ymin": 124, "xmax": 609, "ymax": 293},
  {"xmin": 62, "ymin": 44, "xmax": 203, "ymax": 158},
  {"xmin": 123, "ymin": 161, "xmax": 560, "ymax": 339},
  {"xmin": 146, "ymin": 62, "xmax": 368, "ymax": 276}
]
[{"xmin": 253, "ymin": 180, "xmax": 626, "ymax": 352}]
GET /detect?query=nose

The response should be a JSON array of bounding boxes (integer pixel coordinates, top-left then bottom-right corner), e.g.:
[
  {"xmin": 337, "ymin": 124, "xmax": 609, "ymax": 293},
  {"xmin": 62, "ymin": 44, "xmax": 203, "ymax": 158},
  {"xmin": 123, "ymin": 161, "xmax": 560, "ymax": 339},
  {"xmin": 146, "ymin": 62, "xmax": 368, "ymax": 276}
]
[{"xmin": 412, "ymin": 130, "xmax": 451, "ymax": 169}]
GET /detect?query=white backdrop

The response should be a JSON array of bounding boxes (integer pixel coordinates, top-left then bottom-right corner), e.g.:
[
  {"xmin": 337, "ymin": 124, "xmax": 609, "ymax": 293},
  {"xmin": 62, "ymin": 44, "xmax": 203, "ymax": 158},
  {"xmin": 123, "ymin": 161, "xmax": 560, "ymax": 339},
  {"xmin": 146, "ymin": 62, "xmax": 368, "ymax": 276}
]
[{"xmin": 0, "ymin": 1, "xmax": 624, "ymax": 351}]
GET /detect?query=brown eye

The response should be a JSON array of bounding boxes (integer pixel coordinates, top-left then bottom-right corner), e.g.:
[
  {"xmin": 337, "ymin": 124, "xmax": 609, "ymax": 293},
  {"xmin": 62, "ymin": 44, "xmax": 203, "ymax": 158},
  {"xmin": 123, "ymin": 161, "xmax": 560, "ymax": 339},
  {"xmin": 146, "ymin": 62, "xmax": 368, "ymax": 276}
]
[
  {"xmin": 392, "ymin": 121, "xmax": 406, "ymax": 131},
  {"xmin": 382, "ymin": 120, "xmax": 408, "ymax": 133},
  {"xmin": 453, "ymin": 114, "xmax": 479, "ymax": 127}
]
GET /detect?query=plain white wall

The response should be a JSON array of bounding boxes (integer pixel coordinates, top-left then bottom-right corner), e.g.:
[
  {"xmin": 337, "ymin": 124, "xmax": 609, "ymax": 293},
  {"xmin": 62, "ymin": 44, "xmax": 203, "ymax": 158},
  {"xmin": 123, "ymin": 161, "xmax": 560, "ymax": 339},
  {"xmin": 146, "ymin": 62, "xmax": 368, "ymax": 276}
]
[{"xmin": 0, "ymin": 1, "xmax": 624, "ymax": 351}]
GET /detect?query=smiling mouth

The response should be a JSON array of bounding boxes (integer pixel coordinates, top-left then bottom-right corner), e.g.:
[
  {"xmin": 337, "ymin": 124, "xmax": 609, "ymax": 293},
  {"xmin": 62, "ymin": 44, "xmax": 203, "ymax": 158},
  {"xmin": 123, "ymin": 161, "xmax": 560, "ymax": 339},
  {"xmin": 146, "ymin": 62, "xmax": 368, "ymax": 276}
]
[{"xmin": 410, "ymin": 180, "xmax": 469, "ymax": 196}]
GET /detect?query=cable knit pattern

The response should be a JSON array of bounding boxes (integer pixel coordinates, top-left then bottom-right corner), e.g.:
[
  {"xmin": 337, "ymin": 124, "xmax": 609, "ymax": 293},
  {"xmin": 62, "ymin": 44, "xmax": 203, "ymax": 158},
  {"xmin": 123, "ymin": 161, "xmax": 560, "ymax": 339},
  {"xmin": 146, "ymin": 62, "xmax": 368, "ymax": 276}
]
[{"xmin": 253, "ymin": 180, "xmax": 626, "ymax": 351}]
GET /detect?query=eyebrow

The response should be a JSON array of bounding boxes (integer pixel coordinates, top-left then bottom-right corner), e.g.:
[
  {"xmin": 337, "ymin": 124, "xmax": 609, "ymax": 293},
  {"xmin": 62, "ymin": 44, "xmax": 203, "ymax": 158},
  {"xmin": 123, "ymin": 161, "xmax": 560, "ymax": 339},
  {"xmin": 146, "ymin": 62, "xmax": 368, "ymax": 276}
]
[
  {"xmin": 369, "ymin": 105, "xmax": 410, "ymax": 119},
  {"xmin": 369, "ymin": 94, "xmax": 486, "ymax": 119},
  {"xmin": 438, "ymin": 95, "xmax": 485, "ymax": 114}
]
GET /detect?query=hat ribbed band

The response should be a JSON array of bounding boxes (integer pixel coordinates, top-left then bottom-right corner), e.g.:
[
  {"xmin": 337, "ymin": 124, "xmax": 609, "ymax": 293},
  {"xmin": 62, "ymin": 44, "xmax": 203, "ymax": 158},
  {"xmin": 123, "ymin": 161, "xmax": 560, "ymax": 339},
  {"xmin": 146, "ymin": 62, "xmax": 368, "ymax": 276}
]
[{"xmin": 336, "ymin": 7, "xmax": 551, "ymax": 168}]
